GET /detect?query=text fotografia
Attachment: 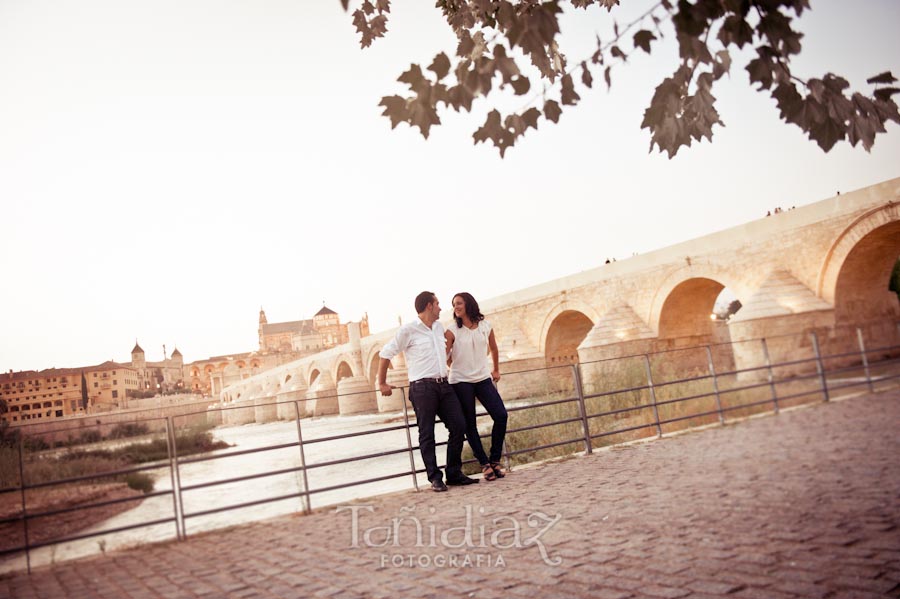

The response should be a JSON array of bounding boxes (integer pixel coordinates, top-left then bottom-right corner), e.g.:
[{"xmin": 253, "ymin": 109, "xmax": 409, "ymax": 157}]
[
  {"xmin": 381, "ymin": 553, "xmax": 506, "ymax": 568},
  {"xmin": 335, "ymin": 504, "xmax": 563, "ymax": 567}
]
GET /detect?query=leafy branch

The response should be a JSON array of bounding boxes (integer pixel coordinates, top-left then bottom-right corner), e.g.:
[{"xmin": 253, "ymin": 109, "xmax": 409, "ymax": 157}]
[{"xmin": 342, "ymin": 0, "xmax": 899, "ymax": 158}]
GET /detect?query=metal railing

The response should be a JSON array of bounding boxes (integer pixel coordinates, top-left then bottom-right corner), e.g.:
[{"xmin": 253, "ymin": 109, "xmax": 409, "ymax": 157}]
[{"xmin": 1, "ymin": 325, "xmax": 899, "ymax": 573}]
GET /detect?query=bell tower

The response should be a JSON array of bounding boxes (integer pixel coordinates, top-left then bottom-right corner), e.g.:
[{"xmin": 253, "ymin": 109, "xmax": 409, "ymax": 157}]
[{"xmin": 258, "ymin": 307, "xmax": 268, "ymax": 351}]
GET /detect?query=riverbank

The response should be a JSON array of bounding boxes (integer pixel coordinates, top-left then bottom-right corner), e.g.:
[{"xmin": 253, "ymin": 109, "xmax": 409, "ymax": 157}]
[{"xmin": 0, "ymin": 483, "xmax": 143, "ymax": 552}]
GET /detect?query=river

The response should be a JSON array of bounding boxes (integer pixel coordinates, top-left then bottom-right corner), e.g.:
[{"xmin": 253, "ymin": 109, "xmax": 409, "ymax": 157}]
[{"xmin": 0, "ymin": 410, "xmax": 442, "ymax": 573}]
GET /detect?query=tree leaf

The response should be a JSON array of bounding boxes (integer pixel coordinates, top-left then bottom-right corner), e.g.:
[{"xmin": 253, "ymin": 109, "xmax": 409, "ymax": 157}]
[
  {"xmin": 510, "ymin": 75, "xmax": 530, "ymax": 95},
  {"xmin": 473, "ymin": 109, "xmax": 516, "ymax": 157},
  {"xmin": 713, "ymin": 49, "xmax": 731, "ymax": 80},
  {"xmin": 428, "ymin": 53, "xmax": 451, "ymax": 81},
  {"xmin": 867, "ymin": 71, "xmax": 897, "ymax": 85},
  {"xmin": 521, "ymin": 107, "xmax": 541, "ymax": 131},
  {"xmin": 561, "ymin": 74, "xmax": 580, "ymax": 105},
  {"xmin": 808, "ymin": 116, "xmax": 844, "ymax": 152},
  {"xmin": 398, "ymin": 64, "xmax": 426, "ymax": 91},
  {"xmin": 772, "ymin": 82, "xmax": 803, "ymax": 124},
  {"xmin": 747, "ymin": 56, "xmax": 774, "ymax": 90},
  {"xmin": 610, "ymin": 45, "xmax": 627, "ymax": 62},
  {"xmin": 633, "ymin": 30, "xmax": 657, "ymax": 54},
  {"xmin": 543, "ymin": 100, "xmax": 562, "ymax": 123},
  {"xmin": 873, "ymin": 87, "xmax": 900, "ymax": 102},
  {"xmin": 407, "ymin": 94, "xmax": 441, "ymax": 139},
  {"xmin": 717, "ymin": 15, "xmax": 753, "ymax": 49},
  {"xmin": 379, "ymin": 95, "xmax": 409, "ymax": 129},
  {"xmin": 581, "ymin": 62, "xmax": 593, "ymax": 88}
]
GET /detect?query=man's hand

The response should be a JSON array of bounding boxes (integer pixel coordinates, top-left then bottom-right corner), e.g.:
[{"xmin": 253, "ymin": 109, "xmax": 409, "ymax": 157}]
[
  {"xmin": 491, "ymin": 369, "xmax": 501, "ymax": 383},
  {"xmin": 379, "ymin": 383, "xmax": 394, "ymax": 396}
]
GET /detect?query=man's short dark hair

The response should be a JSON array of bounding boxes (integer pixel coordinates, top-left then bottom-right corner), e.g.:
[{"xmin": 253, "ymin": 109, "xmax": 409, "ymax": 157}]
[{"xmin": 415, "ymin": 291, "xmax": 436, "ymax": 313}]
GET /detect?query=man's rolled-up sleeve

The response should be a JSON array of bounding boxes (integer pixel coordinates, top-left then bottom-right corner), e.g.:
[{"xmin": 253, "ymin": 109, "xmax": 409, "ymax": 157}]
[{"xmin": 379, "ymin": 328, "xmax": 405, "ymax": 361}]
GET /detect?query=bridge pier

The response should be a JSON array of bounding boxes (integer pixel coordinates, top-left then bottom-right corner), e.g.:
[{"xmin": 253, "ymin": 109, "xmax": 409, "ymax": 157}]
[
  {"xmin": 336, "ymin": 377, "xmax": 378, "ymax": 414},
  {"xmin": 276, "ymin": 374, "xmax": 308, "ymax": 420},
  {"xmin": 380, "ymin": 362, "xmax": 408, "ymax": 412},
  {"xmin": 253, "ymin": 396, "xmax": 278, "ymax": 423},
  {"xmin": 306, "ymin": 373, "xmax": 338, "ymax": 417}
]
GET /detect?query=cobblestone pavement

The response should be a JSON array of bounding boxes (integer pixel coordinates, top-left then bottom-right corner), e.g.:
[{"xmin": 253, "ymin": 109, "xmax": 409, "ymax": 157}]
[{"xmin": 2, "ymin": 391, "xmax": 899, "ymax": 599}]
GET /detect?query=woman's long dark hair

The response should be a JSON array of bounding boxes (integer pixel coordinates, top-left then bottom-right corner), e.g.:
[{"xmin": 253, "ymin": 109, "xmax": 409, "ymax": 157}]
[{"xmin": 453, "ymin": 292, "xmax": 485, "ymax": 328}]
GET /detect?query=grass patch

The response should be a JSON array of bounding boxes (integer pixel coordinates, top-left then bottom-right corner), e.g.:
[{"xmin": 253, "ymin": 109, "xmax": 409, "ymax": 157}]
[{"xmin": 2, "ymin": 427, "xmax": 230, "ymax": 494}]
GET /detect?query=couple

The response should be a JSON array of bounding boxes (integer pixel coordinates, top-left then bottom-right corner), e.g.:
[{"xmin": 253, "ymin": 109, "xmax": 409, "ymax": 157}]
[{"xmin": 378, "ymin": 291, "xmax": 509, "ymax": 492}]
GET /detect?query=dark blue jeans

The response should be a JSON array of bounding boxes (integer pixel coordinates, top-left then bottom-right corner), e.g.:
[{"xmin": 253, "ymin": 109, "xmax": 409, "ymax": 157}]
[
  {"xmin": 408, "ymin": 380, "xmax": 466, "ymax": 483},
  {"xmin": 452, "ymin": 378, "xmax": 508, "ymax": 465}
]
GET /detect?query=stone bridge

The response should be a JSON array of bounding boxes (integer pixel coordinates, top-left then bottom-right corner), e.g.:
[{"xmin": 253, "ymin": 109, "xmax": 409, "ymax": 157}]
[{"xmin": 216, "ymin": 177, "xmax": 900, "ymax": 424}]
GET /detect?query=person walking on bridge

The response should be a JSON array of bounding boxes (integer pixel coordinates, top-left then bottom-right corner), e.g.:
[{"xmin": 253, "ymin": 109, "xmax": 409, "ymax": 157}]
[{"xmin": 378, "ymin": 291, "xmax": 477, "ymax": 492}]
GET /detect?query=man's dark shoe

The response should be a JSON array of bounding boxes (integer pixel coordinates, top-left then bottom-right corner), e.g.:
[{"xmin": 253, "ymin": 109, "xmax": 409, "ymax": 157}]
[
  {"xmin": 447, "ymin": 475, "xmax": 479, "ymax": 486},
  {"xmin": 430, "ymin": 479, "xmax": 448, "ymax": 492}
]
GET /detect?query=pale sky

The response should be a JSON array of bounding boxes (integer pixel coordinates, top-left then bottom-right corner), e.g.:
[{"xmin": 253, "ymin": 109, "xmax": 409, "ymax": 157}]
[{"xmin": 1, "ymin": 0, "xmax": 898, "ymax": 371}]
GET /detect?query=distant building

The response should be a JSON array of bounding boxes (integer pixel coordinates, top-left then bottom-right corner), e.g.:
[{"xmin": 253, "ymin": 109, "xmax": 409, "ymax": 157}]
[
  {"xmin": 0, "ymin": 361, "xmax": 140, "ymax": 425},
  {"xmin": 183, "ymin": 306, "xmax": 369, "ymax": 396},
  {"xmin": 130, "ymin": 342, "xmax": 185, "ymax": 394},
  {"xmin": 258, "ymin": 306, "xmax": 369, "ymax": 353}
]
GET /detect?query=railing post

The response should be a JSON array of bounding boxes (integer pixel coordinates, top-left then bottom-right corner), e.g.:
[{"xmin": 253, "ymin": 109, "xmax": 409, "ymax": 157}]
[
  {"xmin": 856, "ymin": 327, "xmax": 874, "ymax": 393},
  {"xmin": 810, "ymin": 331, "xmax": 830, "ymax": 402},
  {"xmin": 165, "ymin": 417, "xmax": 184, "ymax": 541},
  {"xmin": 760, "ymin": 338, "xmax": 779, "ymax": 413},
  {"xmin": 18, "ymin": 434, "xmax": 31, "ymax": 574},
  {"xmin": 572, "ymin": 364, "xmax": 592, "ymax": 454},
  {"xmin": 294, "ymin": 401, "xmax": 312, "ymax": 515},
  {"xmin": 399, "ymin": 387, "xmax": 420, "ymax": 492},
  {"xmin": 705, "ymin": 346, "xmax": 725, "ymax": 425},
  {"xmin": 643, "ymin": 355, "xmax": 663, "ymax": 438},
  {"xmin": 167, "ymin": 416, "xmax": 186, "ymax": 539}
]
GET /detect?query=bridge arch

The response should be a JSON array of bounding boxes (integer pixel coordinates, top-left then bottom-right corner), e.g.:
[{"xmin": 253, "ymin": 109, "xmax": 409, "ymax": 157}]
[
  {"xmin": 818, "ymin": 203, "xmax": 900, "ymax": 319},
  {"xmin": 335, "ymin": 360, "xmax": 354, "ymax": 384},
  {"xmin": 648, "ymin": 263, "xmax": 746, "ymax": 335},
  {"xmin": 657, "ymin": 278, "xmax": 726, "ymax": 339},
  {"xmin": 366, "ymin": 347, "xmax": 388, "ymax": 386},
  {"xmin": 308, "ymin": 368, "xmax": 321, "ymax": 388},
  {"xmin": 540, "ymin": 300, "xmax": 599, "ymax": 364}
]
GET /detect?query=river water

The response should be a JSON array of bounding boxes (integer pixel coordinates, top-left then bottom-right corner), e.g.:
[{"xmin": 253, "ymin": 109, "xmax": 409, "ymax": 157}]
[{"xmin": 1, "ymin": 410, "xmax": 444, "ymax": 573}]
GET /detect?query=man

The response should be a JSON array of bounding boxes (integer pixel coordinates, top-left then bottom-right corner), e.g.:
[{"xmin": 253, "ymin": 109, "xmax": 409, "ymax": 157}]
[{"xmin": 378, "ymin": 291, "xmax": 477, "ymax": 492}]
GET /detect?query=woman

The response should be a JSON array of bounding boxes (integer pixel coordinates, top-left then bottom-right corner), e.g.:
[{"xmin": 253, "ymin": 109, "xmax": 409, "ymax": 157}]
[{"xmin": 445, "ymin": 292, "xmax": 508, "ymax": 481}]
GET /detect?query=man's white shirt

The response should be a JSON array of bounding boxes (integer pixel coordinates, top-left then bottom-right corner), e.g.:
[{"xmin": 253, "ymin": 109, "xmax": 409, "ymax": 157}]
[{"xmin": 380, "ymin": 318, "xmax": 448, "ymax": 381}]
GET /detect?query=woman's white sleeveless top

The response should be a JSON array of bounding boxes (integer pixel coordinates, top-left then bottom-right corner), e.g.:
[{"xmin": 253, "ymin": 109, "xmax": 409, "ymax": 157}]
[{"xmin": 448, "ymin": 320, "xmax": 492, "ymax": 384}]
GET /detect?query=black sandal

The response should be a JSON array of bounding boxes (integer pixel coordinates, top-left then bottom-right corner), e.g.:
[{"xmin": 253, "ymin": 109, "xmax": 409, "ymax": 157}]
[
  {"xmin": 490, "ymin": 462, "xmax": 505, "ymax": 478},
  {"xmin": 482, "ymin": 464, "xmax": 497, "ymax": 481}
]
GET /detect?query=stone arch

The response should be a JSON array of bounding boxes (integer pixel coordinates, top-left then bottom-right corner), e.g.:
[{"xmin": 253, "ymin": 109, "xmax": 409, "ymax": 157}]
[
  {"xmin": 648, "ymin": 263, "xmax": 746, "ymax": 335},
  {"xmin": 335, "ymin": 361, "xmax": 354, "ymax": 384},
  {"xmin": 538, "ymin": 299, "xmax": 602, "ymax": 359},
  {"xmin": 543, "ymin": 310, "xmax": 595, "ymax": 365},
  {"xmin": 656, "ymin": 277, "xmax": 726, "ymax": 339},
  {"xmin": 367, "ymin": 349, "xmax": 389, "ymax": 386},
  {"xmin": 818, "ymin": 203, "xmax": 900, "ymax": 318},
  {"xmin": 309, "ymin": 368, "xmax": 321, "ymax": 387}
]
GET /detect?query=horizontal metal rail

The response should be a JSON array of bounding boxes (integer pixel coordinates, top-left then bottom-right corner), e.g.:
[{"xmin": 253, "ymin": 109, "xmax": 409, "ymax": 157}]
[
  {"xmin": 1, "ymin": 489, "xmax": 171, "ymax": 526},
  {"xmin": 3, "ymin": 328, "xmax": 898, "ymax": 575},
  {"xmin": 0, "ymin": 516, "xmax": 177, "ymax": 557}
]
